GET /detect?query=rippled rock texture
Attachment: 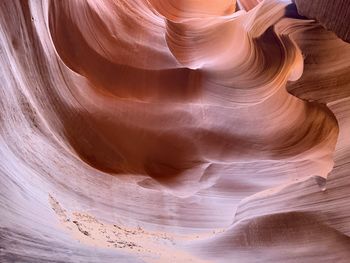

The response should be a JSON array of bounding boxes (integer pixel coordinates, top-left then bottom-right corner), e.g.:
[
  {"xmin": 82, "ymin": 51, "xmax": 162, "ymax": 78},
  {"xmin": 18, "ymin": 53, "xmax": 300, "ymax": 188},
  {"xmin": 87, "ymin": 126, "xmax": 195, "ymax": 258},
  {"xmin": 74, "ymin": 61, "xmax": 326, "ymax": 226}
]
[
  {"xmin": 1, "ymin": 0, "xmax": 350, "ymax": 262},
  {"xmin": 294, "ymin": 0, "xmax": 350, "ymax": 43}
]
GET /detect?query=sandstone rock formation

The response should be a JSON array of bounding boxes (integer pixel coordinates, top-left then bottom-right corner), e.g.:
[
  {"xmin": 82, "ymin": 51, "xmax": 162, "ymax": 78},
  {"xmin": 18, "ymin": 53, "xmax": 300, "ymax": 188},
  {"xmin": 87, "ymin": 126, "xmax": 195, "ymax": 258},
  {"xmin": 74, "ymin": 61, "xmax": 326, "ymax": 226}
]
[
  {"xmin": 294, "ymin": 0, "xmax": 350, "ymax": 43},
  {"xmin": 1, "ymin": 0, "xmax": 350, "ymax": 262}
]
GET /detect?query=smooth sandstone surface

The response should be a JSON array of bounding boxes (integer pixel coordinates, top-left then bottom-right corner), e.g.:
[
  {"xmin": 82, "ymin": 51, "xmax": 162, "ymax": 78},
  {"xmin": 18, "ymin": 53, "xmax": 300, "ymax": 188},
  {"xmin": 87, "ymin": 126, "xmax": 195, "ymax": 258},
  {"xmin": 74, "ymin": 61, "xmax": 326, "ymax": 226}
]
[{"xmin": 1, "ymin": 0, "xmax": 350, "ymax": 262}]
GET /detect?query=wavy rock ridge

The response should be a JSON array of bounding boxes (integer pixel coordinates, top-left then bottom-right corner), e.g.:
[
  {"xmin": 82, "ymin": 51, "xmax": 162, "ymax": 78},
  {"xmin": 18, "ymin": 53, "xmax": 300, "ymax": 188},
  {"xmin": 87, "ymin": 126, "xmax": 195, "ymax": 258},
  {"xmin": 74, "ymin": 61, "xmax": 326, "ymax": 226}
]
[{"xmin": 1, "ymin": 0, "xmax": 350, "ymax": 262}]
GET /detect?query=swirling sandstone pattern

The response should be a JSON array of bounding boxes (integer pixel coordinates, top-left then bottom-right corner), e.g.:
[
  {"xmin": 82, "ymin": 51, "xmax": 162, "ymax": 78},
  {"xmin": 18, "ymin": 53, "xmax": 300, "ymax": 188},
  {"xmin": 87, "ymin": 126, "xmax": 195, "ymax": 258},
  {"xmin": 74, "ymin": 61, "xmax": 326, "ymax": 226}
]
[{"xmin": 1, "ymin": 0, "xmax": 350, "ymax": 262}]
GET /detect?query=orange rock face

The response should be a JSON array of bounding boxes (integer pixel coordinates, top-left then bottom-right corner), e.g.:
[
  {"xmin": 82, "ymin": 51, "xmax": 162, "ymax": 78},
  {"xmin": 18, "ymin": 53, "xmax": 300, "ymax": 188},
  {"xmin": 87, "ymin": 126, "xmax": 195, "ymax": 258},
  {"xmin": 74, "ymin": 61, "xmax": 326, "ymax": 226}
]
[{"xmin": 1, "ymin": 1, "xmax": 350, "ymax": 262}]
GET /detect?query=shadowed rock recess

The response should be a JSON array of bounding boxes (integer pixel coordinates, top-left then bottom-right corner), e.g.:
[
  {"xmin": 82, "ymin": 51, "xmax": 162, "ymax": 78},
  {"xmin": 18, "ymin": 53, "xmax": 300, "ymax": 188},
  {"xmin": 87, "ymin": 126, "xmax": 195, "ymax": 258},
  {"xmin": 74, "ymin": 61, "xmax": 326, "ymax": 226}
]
[{"xmin": 1, "ymin": 0, "xmax": 350, "ymax": 262}]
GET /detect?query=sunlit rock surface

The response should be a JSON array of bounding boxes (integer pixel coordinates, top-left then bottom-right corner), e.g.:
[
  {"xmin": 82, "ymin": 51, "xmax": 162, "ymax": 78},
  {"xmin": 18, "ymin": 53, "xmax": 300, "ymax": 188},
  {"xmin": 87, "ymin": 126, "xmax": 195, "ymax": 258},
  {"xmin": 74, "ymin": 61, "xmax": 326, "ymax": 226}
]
[{"xmin": 1, "ymin": 0, "xmax": 350, "ymax": 262}]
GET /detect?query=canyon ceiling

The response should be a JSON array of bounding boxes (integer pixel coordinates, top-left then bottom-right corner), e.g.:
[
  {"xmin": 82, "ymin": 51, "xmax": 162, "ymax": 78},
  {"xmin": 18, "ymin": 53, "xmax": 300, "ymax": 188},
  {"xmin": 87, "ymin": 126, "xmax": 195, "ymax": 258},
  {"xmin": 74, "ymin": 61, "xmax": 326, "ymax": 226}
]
[{"xmin": 1, "ymin": 0, "xmax": 350, "ymax": 262}]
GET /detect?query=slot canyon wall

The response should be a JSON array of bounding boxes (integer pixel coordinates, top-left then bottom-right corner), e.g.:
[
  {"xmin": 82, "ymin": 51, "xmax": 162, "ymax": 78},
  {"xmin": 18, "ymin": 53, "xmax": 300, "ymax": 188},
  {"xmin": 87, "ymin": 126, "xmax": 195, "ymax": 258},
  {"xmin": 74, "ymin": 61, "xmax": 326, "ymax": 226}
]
[{"xmin": 1, "ymin": 0, "xmax": 350, "ymax": 262}]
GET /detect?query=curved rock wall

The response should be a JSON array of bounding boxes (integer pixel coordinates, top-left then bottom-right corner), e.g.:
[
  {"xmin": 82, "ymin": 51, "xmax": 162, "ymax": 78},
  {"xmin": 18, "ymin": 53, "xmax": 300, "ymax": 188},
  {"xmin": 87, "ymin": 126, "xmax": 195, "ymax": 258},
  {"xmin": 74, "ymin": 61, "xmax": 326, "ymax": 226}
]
[{"xmin": 1, "ymin": 0, "xmax": 350, "ymax": 262}]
